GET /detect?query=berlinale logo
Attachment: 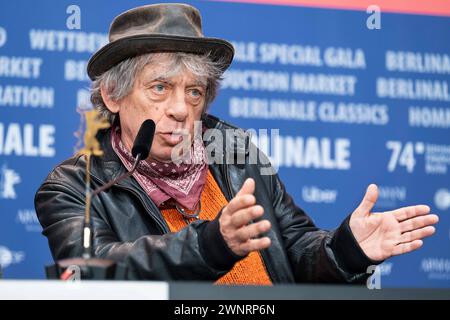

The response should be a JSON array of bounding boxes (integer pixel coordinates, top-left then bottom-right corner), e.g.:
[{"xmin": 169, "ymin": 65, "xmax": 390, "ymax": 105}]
[
  {"xmin": 0, "ymin": 164, "xmax": 21, "ymax": 199},
  {"xmin": 0, "ymin": 27, "xmax": 6, "ymax": 48},
  {"xmin": 0, "ymin": 246, "xmax": 25, "ymax": 270},
  {"xmin": 435, "ymin": 189, "xmax": 450, "ymax": 211}
]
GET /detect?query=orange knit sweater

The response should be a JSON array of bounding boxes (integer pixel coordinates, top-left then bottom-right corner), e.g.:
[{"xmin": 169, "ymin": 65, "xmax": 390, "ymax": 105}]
[{"xmin": 160, "ymin": 170, "xmax": 272, "ymax": 285}]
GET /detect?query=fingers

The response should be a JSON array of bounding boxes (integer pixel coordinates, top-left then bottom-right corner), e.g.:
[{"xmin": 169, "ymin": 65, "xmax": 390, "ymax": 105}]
[
  {"xmin": 224, "ymin": 194, "xmax": 256, "ymax": 216},
  {"xmin": 238, "ymin": 237, "xmax": 272, "ymax": 253},
  {"xmin": 236, "ymin": 178, "xmax": 255, "ymax": 197},
  {"xmin": 390, "ymin": 208, "xmax": 437, "ymax": 257},
  {"xmin": 395, "ymin": 225, "xmax": 435, "ymax": 257},
  {"xmin": 235, "ymin": 220, "xmax": 271, "ymax": 242},
  {"xmin": 231, "ymin": 205, "xmax": 264, "ymax": 228},
  {"xmin": 220, "ymin": 215, "xmax": 272, "ymax": 257},
  {"xmin": 400, "ymin": 226, "xmax": 436, "ymax": 243},
  {"xmin": 400, "ymin": 214, "xmax": 439, "ymax": 233},
  {"xmin": 220, "ymin": 179, "xmax": 272, "ymax": 257},
  {"xmin": 392, "ymin": 240, "xmax": 423, "ymax": 256},
  {"xmin": 354, "ymin": 184, "xmax": 379, "ymax": 217},
  {"xmin": 392, "ymin": 205, "xmax": 431, "ymax": 222},
  {"xmin": 223, "ymin": 179, "xmax": 256, "ymax": 216}
]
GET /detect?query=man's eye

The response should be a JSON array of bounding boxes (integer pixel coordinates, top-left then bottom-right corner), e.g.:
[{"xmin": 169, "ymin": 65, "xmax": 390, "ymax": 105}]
[
  {"xmin": 152, "ymin": 84, "xmax": 165, "ymax": 93},
  {"xmin": 190, "ymin": 89, "xmax": 202, "ymax": 97}
]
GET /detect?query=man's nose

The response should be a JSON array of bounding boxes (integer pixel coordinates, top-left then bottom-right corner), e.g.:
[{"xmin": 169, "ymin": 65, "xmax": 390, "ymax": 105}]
[{"xmin": 166, "ymin": 92, "xmax": 189, "ymax": 122}]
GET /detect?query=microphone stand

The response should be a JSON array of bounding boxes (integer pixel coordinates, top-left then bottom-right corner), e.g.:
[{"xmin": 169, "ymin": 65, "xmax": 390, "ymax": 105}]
[
  {"xmin": 45, "ymin": 154, "xmax": 142, "ymax": 281},
  {"xmin": 46, "ymin": 118, "xmax": 155, "ymax": 281}
]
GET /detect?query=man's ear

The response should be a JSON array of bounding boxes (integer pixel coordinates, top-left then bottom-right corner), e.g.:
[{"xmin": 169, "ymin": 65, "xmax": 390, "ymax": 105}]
[{"xmin": 100, "ymin": 85, "xmax": 120, "ymax": 113}]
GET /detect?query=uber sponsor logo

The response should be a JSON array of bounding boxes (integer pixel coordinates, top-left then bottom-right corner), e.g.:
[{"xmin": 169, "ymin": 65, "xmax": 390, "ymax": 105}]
[
  {"xmin": 0, "ymin": 246, "xmax": 25, "ymax": 269},
  {"xmin": 0, "ymin": 163, "xmax": 20, "ymax": 199},
  {"xmin": 434, "ymin": 188, "xmax": 450, "ymax": 211},
  {"xmin": 302, "ymin": 186, "xmax": 337, "ymax": 204}
]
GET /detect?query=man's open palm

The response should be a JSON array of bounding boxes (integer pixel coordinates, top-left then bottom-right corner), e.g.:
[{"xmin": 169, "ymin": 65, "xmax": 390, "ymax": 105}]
[{"xmin": 350, "ymin": 184, "xmax": 439, "ymax": 262}]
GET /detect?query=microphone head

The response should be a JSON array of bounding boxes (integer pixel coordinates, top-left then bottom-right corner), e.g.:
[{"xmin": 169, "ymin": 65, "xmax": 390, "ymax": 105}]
[{"xmin": 131, "ymin": 119, "xmax": 155, "ymax": 159}]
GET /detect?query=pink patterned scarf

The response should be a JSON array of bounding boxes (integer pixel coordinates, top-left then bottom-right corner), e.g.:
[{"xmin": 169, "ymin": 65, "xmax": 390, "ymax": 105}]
[{"xmin": 110, "ymin": 125, "xmax": 208, "ymax": 210}]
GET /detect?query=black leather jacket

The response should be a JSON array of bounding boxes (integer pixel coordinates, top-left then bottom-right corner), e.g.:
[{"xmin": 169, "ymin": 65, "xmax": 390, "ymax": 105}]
[{"xmin": 35, "ymin": 114, "xmax": 377, "ymax": 283}]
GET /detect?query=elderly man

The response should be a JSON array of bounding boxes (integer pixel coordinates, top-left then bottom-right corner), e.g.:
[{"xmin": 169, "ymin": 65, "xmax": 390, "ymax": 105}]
[{"xmin": 35, "ymin": 3, "xmax": 438, "ymax": 284}]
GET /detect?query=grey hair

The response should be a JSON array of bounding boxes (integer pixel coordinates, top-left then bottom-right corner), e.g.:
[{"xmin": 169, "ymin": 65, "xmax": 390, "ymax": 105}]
[{"xmin": 90, "ymin": 52, "xmax": 226, "ymax": 123}]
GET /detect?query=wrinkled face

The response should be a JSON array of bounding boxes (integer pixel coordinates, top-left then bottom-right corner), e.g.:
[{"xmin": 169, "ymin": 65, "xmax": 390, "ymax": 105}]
[{"xmin": 107, "ymin": 56, "xmax": 207, "ymax": 162}]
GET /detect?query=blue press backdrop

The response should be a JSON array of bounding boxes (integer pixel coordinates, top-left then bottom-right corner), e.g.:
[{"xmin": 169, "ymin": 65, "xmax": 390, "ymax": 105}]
[{"xmin": 0, "ymin": 0, "xmax": 449, "ymax": 287}]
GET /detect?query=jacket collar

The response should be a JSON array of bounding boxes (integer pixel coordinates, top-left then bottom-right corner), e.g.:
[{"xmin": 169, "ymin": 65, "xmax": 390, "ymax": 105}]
[
  {"xmin": 201, "ymin": 113, "xmax": 250, "ymax": 158},
  {"xmin": 89, "ymin": 113, "xmax": 250, "ymax": 185}
]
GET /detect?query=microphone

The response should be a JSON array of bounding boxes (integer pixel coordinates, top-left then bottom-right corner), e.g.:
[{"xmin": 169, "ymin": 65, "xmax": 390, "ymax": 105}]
[
  {"xmin": 132, "ymin": 119, "xmax": 155, "ymax": 159},
  {"xmin": 91, "ymin": 119, "xmax": 155, "ymax": 197},
  {"xmin": 46, "ymin": 119, "xmax": 156, "ymax": 280},
  {"xmin": 82, "ymin": 119, "xmax": 155, "ymax": 258}
]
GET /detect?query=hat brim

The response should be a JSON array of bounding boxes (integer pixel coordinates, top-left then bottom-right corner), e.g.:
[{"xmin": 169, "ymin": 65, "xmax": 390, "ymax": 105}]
[{"xmin": 87, "ymin": 34, "xmax": 234, "ymax": 80}]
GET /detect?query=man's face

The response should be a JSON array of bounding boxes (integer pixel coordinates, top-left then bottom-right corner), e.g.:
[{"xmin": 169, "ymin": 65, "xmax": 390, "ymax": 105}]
[{"xmin": 114, "ymin": 56, "xmax": 207, "ymax": 162}]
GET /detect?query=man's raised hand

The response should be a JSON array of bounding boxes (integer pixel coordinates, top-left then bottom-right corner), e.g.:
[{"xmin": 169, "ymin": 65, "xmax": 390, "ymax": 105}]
[
  {"xmin": 350, "ymin": 184, "xmax": 439, "ymax": 261},
  {"xmin": 219, "ymin": 178, "xmax": 272, "ymax": 256}
]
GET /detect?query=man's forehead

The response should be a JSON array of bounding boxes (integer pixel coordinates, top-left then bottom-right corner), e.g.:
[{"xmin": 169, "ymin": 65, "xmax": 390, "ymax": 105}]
[{"xmin": 140, "ymin": 61, "xmax": 207, "ymax": 86}]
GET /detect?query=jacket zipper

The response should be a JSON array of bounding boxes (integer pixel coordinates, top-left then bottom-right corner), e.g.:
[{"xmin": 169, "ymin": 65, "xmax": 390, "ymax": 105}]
[{"xmin": 222, "ymin": 164, "xmax": 234, "ymax": 200}]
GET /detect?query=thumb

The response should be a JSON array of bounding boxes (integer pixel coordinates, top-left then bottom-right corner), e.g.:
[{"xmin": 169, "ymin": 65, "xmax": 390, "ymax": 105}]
[
  {"xmin": 354, "ymin": 184, "xmax": 379, "ymax": 217},
  {"xmin": 236, "ymin": 178, "xmax": 255, "ymax": 197}
]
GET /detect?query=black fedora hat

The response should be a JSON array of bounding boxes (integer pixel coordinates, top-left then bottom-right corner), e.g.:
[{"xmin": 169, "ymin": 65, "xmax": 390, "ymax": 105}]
[{"xmin": 87, "ymin": 3, "xmax": 234, "ymax": 80}]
